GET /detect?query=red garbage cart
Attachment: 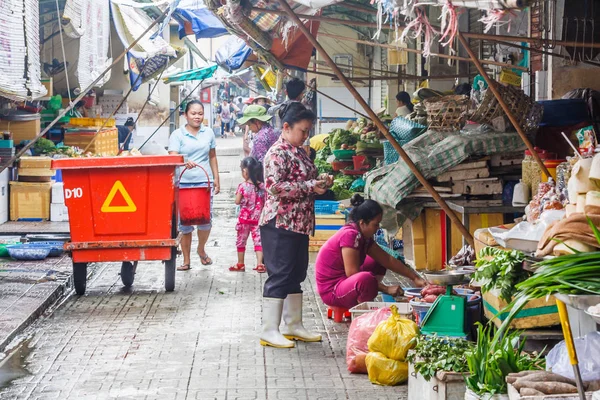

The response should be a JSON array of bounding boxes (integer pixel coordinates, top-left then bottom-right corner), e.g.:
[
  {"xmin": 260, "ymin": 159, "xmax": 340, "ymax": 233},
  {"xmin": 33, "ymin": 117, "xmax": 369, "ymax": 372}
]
[{"xmin": 52, "ymin": 155, "xmax": 184, "ymax": 295}]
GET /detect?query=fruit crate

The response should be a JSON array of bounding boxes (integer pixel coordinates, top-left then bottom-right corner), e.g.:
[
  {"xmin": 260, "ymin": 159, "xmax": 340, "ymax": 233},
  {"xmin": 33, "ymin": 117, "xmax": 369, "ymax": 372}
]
[{"xmin": 314, "ymin": 200, "xmax": 341, "ymax": 215}]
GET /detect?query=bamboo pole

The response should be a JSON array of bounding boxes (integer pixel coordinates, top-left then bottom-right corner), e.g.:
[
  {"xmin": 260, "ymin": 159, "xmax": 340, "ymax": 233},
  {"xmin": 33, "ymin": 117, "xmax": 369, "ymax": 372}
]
[
  {"xmin": 457, "ymin": 33, "xmax": 551, "ymax": 178},
  {"xmin": 276, "ymin": 0, "xmax": 475, "ymax": 248},
  {"xmin": 318, "ymin": 33, "xmax": 528, "ymax": 72},
  {"xmin": 0, "ymin": 7, "xmax": 171, "ymax": 174}
]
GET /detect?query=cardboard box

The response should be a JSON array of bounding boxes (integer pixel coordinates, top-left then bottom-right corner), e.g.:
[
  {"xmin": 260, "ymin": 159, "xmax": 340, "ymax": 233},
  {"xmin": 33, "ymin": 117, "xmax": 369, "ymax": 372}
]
[
  {"xmin": 41, "ymin": 78, "xmax": 53, "ymax": 97},
  {"xmin": 9, "ymin": 181, "xmax": 52, "ymax": 220},
  {"xmin": 474, "ymin": 224, "xmax": 514, "ymax": 255},
  {"xmin": 51, "ymin": 182, "xmax": 64, "ymax": 204},
  {"xmin": 482, "ymin": 288, "xmax": 560, "ymax": 329},
  {"xmin": 0, "ymin": 119, "xmax": 41, "ymax": 144},
  {"xmin": 50, "ymin": 203, "xmax": 69, "ymax": 222}
]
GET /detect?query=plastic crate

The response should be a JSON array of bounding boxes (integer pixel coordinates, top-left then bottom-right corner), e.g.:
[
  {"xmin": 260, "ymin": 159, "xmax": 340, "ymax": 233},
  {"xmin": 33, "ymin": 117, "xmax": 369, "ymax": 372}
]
[
  {"xmin": 69, "ymin": 117, "xmax": 116, "ymax": 128},
  {"xmin": 349, "ymin": 301, "xmax": 413, "ymax": 321},
  {"xmin": 314, "ymin": 200, "xmax": 340, "ymax": 214}
]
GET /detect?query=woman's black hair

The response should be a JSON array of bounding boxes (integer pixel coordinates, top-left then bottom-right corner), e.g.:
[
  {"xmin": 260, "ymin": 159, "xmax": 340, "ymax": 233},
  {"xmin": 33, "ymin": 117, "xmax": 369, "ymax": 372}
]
[
  {"xmin": 309, "ymin": 147, "xmax": 316, "ymax": 161},
  {"xmin": 185, "ymin": 100, "xmax": 204, "ymax": 113},
  {"xmin": 349, "ymin": 194, "xmax": 383, "ymax": 224},
  {"xmin": 124, "ymin": 117, "xmax": 135, "ymax": 127},
  {"xmin": 241, "ymin": 156, "xmax": 263, "ymax": 189},
  {"xmin": 279, "ymin": 102, "xmax": 315, "ymax": 127},
  {"xmin": 395, "ymin": 91, "xmax": 414, "ymax": 113}
]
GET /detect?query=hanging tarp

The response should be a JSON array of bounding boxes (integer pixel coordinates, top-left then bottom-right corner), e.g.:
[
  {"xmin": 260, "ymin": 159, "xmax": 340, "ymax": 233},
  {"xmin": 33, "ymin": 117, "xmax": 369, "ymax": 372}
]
[
  {"xmin": 110, "ymin": 0, "xmax": 186, "ymax": 90},
  {"xmin": 76, "ymin": 1, "xmax": 112, "ymax": 90},
  {"xmin": 173, "ymin": 0, "xmax": 228, "ymax": 39},
  {"xmin": 0, "ymin": 0, "xmax": 47, "ymax": 101},
  {"xmin": 215, "ymin": 37, "xmax": 253, "ymax": 72},
  {"xmin": 163, "ymin": 65, "xmax": 218, "ymax": 83},
  {"xmin": 62, "ymin": 0, "xmax": 86, "ymax": 38}
]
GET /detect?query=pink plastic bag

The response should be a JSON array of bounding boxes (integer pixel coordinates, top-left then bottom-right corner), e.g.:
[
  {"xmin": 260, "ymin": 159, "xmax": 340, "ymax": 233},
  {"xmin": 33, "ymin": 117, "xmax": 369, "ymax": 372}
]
[{"xmin": 346, "ymin": 307, "xmax": 392, "ymax": 374}]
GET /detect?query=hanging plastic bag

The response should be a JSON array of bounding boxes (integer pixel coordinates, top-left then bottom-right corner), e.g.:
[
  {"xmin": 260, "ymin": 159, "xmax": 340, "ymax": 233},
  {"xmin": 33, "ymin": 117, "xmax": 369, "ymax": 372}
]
[
  {"xmin": 546, "ymin": 331, "xmax": 600, "ymax": 382},
  {"xmin": 346, "ymin": 307, "xmax": 392, "ymax": 374},
  {"xmin": 365, "ymin": 351, "xmax": 409, "ymax": 386},
  {"xmin": 367, "ymin": 305, "xmax": 419, "ymax": 361}
]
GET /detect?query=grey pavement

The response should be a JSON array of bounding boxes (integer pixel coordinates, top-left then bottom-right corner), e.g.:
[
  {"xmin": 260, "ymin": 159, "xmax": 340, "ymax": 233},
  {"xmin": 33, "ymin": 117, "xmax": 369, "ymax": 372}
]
[{"xmin": 0, "ymin": 135, "xmax": 409, "ymax": 399}]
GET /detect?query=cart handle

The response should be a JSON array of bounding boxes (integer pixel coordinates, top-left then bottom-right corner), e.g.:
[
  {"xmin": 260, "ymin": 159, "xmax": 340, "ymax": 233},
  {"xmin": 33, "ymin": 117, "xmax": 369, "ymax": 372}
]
[{"xmin": 178, "ymin": 164, "xmax": 211, "ymax": 191}]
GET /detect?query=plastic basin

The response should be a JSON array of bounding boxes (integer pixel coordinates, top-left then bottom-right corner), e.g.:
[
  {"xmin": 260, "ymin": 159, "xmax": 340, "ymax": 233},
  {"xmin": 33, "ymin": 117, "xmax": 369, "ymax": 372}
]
[
  {"xmin": 25, "ymin": 241, "xmax": 64, "ymax": 257},
  {"xmin": 7, "ymin": 244, "xmax": 52, "ymax": 261}
]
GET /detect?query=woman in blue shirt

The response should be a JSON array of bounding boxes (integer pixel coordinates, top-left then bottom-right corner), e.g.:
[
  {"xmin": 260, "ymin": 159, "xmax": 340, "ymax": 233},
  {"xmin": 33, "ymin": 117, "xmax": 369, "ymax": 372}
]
[{"xmin": 168, "ymin": 100, "xmax": 220, "ymax": 270}]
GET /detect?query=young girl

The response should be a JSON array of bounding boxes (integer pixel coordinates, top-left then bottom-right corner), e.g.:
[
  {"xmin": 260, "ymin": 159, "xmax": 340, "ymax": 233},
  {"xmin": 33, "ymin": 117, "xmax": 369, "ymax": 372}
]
[{"xmin": 230, "ymin": 157, "xmax": 266, "ymax": 273}]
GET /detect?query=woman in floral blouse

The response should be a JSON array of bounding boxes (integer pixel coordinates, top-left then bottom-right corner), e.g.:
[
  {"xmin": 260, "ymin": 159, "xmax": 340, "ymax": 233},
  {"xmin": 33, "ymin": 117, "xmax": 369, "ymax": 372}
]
[{"xmin": 259, "ymin": 102, "xmax": 331, "ymax": 348}]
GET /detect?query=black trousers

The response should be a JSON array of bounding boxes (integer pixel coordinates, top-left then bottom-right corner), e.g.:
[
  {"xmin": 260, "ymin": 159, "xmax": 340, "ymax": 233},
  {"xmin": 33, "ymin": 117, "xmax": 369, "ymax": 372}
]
[{"xmin": 260, "ymin": 219, "xmax": 309, "ymax": 299}]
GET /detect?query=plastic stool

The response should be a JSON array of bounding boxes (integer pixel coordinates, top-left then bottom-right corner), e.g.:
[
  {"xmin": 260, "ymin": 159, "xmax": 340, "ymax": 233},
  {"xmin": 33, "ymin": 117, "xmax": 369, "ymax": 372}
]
[{"xmin": 327, "ymin": 306, "xmax": 351, "ymax": 322}]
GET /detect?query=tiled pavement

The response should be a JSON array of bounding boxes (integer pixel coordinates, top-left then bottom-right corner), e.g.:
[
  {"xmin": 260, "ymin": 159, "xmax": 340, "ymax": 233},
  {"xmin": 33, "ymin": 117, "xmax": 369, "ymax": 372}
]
[{"xmin": 0, "ymin": 137, "xmax": 410, "ymax": 399}]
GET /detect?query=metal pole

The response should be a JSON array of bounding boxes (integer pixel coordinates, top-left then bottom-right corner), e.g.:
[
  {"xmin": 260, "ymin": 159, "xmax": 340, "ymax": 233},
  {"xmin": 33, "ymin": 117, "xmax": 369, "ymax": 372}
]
[
  {"xmin": 556, "ymin": 300, "xmax": 586, "ymax": 400},
  {"xmin": 1, "ymin": 7, "xmax": 170, "ymax": 173},
  {"xmin": 457, "ymin": 33, "xmax": 551, "ymax": 178},
  {"xmin": 276, "ymin": 0, "xmax": 475, "ymax": 248}
]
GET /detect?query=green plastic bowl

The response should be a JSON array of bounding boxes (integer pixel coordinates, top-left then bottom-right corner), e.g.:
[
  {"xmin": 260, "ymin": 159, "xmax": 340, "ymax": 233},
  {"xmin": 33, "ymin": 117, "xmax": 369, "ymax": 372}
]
[
  {"xmin": 332, "ymin": 149, "xmax": 356, "ymax": 160},
  {"xmin": 0, "ymin": 241, "xmax": 20, "ymax": 257}
]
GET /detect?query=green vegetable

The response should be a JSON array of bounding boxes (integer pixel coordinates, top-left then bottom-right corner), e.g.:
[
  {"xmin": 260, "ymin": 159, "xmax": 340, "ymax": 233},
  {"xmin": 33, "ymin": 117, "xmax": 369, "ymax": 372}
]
[
  {"xmin": 314, "ymin": 159, "xmax": 333, "ymax": 175},
  {"xmin": 407, "ymin": 335, "xmax": 472, "ymax": 381},
  {"xmin": 333, "ymin": 175, "xmax": 354, "ymax": 190},
  {"xmin": 330, "ymin": 129, "xmax": 358, "ymax": 150},
  {"xmin": 465, "ymin": 324, "xmax": 544, "ymax": 396},
  {"xmin": 331, "ymin": 184, "xmax": 352, "ymax": 200},
  {"xmin": 33, "ymin": 138, "xmax": 56, "ymax": 154},
  {"xmin": 473, "ymin": 248, "xmax": 529, "ymax": 302},
  {"xmin": 495, "ymin": 217, "xmax": 600, "ymax": 339}
]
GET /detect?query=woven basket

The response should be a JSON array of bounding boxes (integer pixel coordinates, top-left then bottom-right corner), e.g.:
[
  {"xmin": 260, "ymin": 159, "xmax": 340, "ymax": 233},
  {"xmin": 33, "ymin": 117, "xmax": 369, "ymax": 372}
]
[
  {"xmin": 423, "ymin": 95, "xmax": 469, "ymax": 132},
  {"xmin": 470, "ymin": 83, "xmax": 543, "ymax": 136}
]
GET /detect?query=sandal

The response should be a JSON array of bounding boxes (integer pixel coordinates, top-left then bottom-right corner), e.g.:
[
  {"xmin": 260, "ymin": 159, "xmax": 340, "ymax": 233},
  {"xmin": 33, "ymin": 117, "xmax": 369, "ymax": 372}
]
[
  {"xmin": 177, "ymin": 264, "xmax": 191, "ymax": 271},
  {"xmin": 253, "ymin": 264, "xmax": 266, "ymax": 273},
  {"xmin": 198, "ymin": 253, "xmax": 213, "ymax": 265},
  {"xmin": 229, "ymin": 263, "xmax": 245, "ymax": 272}
]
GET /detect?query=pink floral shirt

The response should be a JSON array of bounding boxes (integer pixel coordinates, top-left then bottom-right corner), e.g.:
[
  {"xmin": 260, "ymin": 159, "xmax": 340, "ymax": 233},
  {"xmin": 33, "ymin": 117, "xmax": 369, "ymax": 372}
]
[
  {"xmin": 236, "ymin": 181, "xmax": 265, "ymax": 225},
  {"xmin": 260, "ymin": 136, "xmax": 318, "ymax": 235}
]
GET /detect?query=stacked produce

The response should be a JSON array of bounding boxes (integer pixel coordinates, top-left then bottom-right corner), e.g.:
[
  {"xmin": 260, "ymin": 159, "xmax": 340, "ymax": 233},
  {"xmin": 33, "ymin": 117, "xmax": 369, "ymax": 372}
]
[
  {"xmin": 506, "ymin": 371, "xmax": 580, "ymax": 396},
  {"xmin": 314, "ymin": 119, "xmax": 383, "ymax": 200},
  {"xmin": 473, "ymin": 248, "xmax": 528, "ymax": 303}
]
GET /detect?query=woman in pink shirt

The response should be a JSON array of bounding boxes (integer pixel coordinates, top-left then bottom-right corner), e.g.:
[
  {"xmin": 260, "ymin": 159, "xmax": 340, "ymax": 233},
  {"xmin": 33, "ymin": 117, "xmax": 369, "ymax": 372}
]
[{"xmin": 315, "ymin": 194, "xmax": 426, "ymax": 309}]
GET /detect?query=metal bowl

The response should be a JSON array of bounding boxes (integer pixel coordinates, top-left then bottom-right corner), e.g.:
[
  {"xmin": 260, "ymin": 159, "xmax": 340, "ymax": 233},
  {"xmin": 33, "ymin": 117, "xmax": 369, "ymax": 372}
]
[
  {"xmin": 554, "ymin": 293, "xmax": 600, "ymax": 311},
  {"xmin": 424, "ymin": 271, "xmax": 466, "ymax": 286}
]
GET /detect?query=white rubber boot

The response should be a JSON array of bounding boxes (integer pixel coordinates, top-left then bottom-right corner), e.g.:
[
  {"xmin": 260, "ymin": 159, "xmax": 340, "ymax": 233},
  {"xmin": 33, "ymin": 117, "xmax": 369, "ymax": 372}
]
[
  {"xmin": 280, "ymin": 293, "xmax": 322, "ymax": 342},
  {"xmin": 260, "ymin": 298, "xmax": 295, "ymax": 348}
]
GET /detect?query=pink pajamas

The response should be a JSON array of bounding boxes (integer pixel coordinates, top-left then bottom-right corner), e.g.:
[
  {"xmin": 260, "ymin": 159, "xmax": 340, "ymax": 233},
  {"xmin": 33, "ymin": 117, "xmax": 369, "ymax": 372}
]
[
  {"xmin": 236, "ymin": 223, "xmax": 262, "ymax": 252},
  {"xmin": 315, "ymin": 224, "xmax": 386, "ymax": 309}
]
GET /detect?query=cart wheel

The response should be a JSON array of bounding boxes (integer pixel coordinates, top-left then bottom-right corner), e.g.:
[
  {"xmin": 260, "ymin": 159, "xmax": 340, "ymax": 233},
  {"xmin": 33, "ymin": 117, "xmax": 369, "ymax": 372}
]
[
  {"xmin": 164, "ymin": 247, "xmax": 176, "ymax": 292},
  {"xmin": 73, "ymin": 262, "xmax": 87, "ymax": 295},
  {"xmin": 120, "ymin": 261, "xmax": 137, "ymax": 287}
]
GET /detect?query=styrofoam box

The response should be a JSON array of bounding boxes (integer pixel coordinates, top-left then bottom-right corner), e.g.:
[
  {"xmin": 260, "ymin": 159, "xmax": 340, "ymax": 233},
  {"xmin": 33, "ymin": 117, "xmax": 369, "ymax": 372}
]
[
  {"xmin": 50, "ymin": 203, "xmax": 69, "ymax": 222},
  {"xmin": 51, "ymin": 182, "xmax": 64, "ymax": 204},
  {"xmin": 349, "ymin": 302, "xmax": 413, "ymax": 320},
  {"xmin": 0, "ymin": 169, "xmax": 9, "ymax": 224}
]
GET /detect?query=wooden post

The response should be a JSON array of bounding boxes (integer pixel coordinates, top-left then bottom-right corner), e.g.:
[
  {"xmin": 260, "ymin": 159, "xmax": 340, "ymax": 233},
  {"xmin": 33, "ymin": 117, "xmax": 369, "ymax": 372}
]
[
  {"xmin": 276, "ymin": 0, "xmax": 475, "ymax": 248},
  {"xmin": 457, "ymin": 33, "xmax": 551, "ymax": 178}
]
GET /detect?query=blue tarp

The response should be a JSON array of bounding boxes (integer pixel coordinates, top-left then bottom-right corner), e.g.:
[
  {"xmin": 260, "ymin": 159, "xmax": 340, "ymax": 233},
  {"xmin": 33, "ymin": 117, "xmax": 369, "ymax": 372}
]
[
  {"xmin": 173, "ymin": 0, "xmax": 227, "ymax": 39},
  {"xmin": 214, "ymin": 36, "xmax": 252, "ymax": 72}
]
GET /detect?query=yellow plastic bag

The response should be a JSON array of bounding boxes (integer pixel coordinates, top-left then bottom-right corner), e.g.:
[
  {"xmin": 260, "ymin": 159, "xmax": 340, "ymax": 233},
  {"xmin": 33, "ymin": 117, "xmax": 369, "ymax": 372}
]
[
  {"xmin": 367, "ymin": 304, "xmax": 419, "ymax": 361},
  {"xmin": 309, "ymin": 133, "xmax": 330, "ymax": 151},
  {"xmin": 365, "ymin": 351, "xmax": 409, "ymax": 386}
]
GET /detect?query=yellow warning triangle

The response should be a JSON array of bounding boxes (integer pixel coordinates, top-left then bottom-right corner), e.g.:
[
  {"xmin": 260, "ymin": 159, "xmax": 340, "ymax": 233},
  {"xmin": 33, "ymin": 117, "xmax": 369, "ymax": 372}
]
[{"xmin": 101, "ymin": 180, "xmax": 137, "ymax": 213}]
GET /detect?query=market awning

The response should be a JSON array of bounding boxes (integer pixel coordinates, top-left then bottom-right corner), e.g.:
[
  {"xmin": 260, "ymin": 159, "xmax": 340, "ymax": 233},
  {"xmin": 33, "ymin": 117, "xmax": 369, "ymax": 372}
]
[
  {"xmin": 172, "ymin": 0, "xmax": 228, "ymax": 39},
  {"xmin": 110, "ymin": 0, "xmax": 186, "ymax": 90},
  {"xmin": 163, "ymin": 64, "xmax": 218, "ymax": 83}
]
